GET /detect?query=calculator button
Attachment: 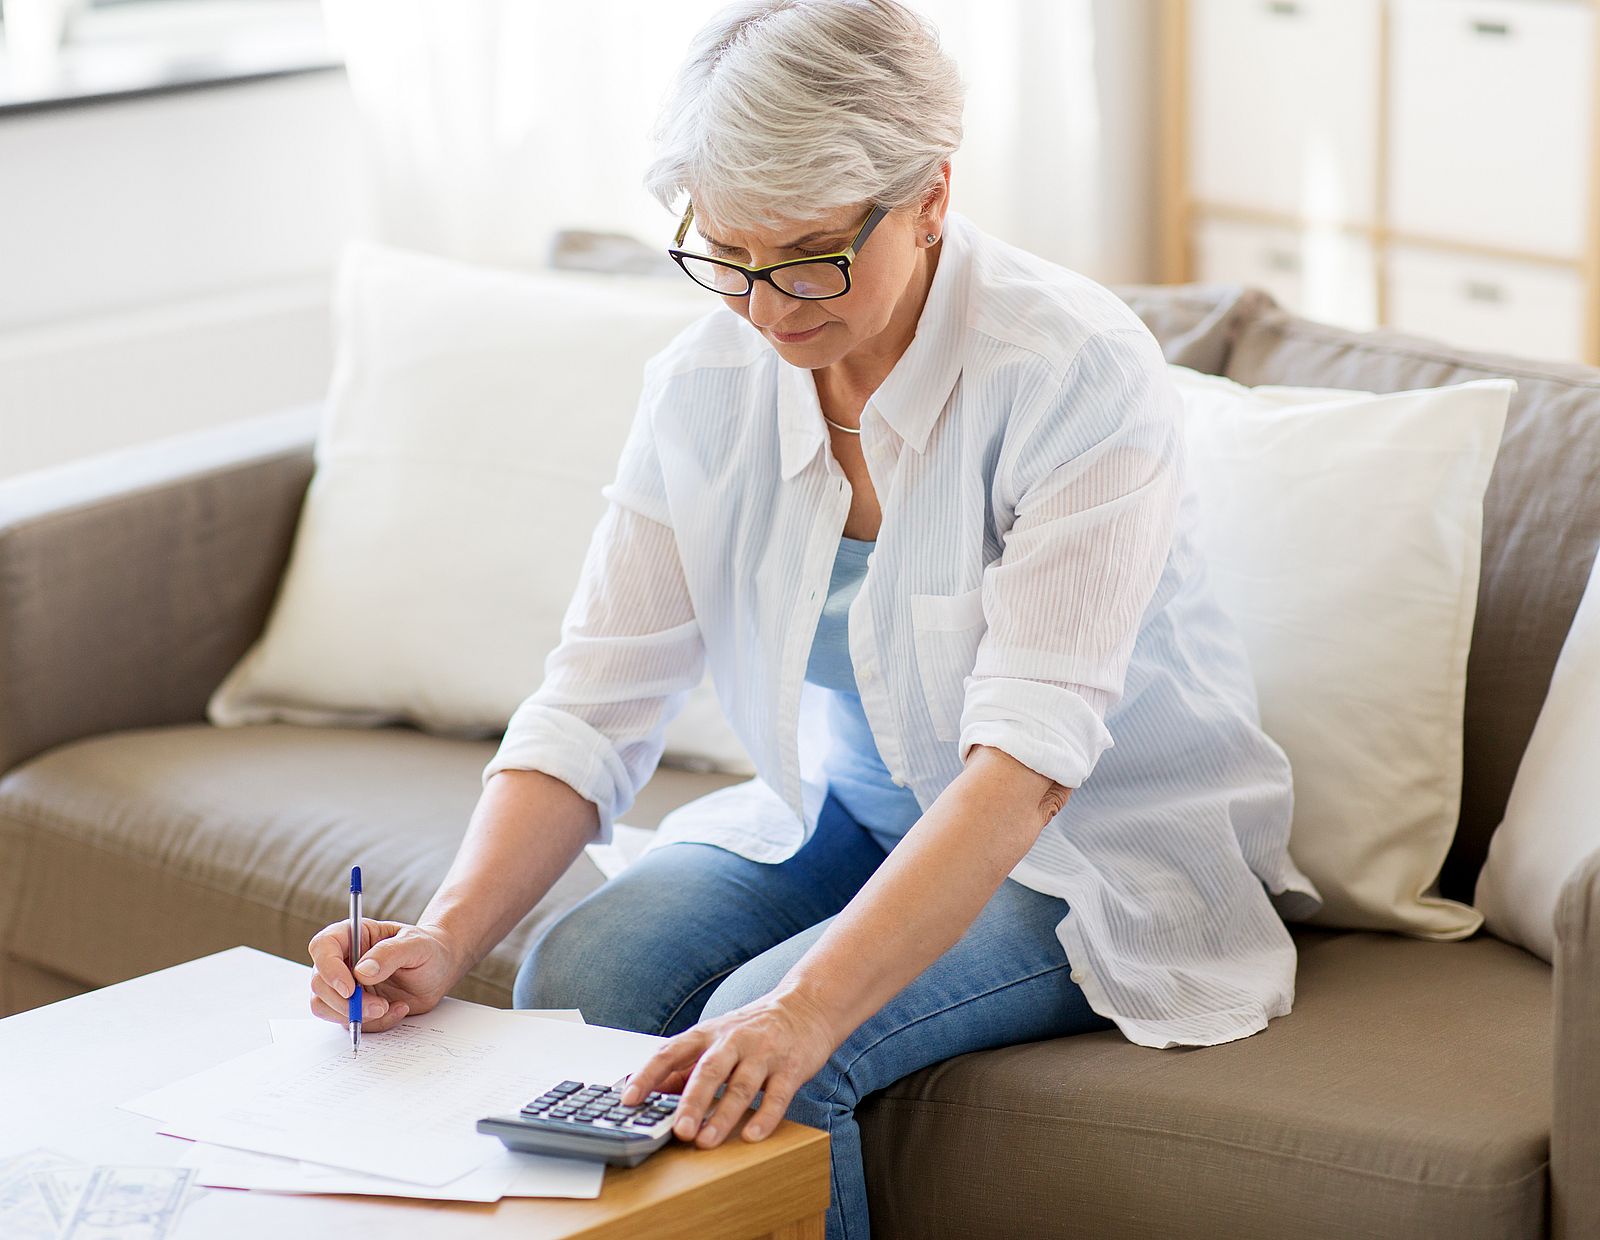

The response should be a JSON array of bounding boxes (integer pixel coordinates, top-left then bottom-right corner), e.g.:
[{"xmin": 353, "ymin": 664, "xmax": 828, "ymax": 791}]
[
  {"xmin": 629, "ymin": 1115, "xmax": 659, "ymax": 1126},
  {"xmin": 552, "ymin": 1081, "xmax": 583, "ymax": 1093}
]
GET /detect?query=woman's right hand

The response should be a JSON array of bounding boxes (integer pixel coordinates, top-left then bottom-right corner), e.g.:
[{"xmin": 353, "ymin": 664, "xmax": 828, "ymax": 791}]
[{"xmin": 307, "ymin": 918, "xmax": 464, "ymax": 1034}]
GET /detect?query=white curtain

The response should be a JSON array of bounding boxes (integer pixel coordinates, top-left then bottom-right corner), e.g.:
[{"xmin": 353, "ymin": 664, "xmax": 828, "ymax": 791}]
[{"xmin": 321, "ymin": 0, "xmax": 1156, "ymax": 282}]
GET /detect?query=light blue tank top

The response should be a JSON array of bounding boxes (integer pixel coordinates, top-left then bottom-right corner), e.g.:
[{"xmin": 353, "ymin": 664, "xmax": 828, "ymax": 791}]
[{"xmin": 804, "ymin": 536, "xmax": 924, "ymax": 850}]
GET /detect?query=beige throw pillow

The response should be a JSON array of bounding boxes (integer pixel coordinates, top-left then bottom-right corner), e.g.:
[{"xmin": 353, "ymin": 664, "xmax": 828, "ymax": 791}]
[
  {"xmin": 207, "ymin": 239, "xmax": 756, "ymax": 777},
  {"xmin": 1172, "ymin": 365, "xmax": 1513, "ymax": 938}
]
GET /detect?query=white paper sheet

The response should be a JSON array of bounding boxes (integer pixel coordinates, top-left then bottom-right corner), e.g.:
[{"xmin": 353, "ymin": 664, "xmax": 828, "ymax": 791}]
[
  {"xmin": 160, "ymin": 1009, "xmax": 602, "ymax": 1200},
  {"xmin": 266, "ymin": 1006, "xmax": 585, "ymax": 1047},
  {"xmin": 170, "ymin": 1137, "xmax": 602, "ymax": 1201},
  {"xmin": 122, "ymin": 1001, "xmax": 666, "ymax": 1187}
]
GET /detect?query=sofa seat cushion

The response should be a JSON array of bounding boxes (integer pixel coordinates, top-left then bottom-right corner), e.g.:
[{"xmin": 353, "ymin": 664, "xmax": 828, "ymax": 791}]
[
  {"xmin": 858, "ymin": 926, "xmax": 1551, "ymax": 1240},
  {"xmin": 0, "ymin": 723, "xmax": 741, "ymax": 1011}
]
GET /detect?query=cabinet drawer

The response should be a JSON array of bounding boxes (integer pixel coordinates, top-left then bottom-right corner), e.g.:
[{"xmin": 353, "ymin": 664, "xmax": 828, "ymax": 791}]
[
  {"xmin": 1388, "ymin": 0, "xmax": 1596, "ymax": 258},
  {"xmin": 1188, "ymin": 0, "xmax": 1381, "ymax": 222},
  {"xmin": 1384, "ymin": 244, "xmax": 1587, "ymax": 363},
  {"xmin": 1194, "ymin": 214, "xmax": 1379, "ymax": 330}
]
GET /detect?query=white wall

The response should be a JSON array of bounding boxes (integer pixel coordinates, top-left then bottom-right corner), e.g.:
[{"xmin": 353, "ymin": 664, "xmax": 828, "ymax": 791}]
[
  {"xmin": 0, "ymin": 1, "xmax": 1161, "ymax": 481},
  {"xmin": 326, "ymin": 0, "xmax": 1159, "ymax": 281},
  {"xmin": 0, "ymin": 68, "xmax": 369, "ymax": 480}
]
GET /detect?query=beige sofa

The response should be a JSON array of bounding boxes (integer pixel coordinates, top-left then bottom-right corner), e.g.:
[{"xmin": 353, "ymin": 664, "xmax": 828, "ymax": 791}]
[{"xmin": 2, "ymin": 282, "xmax": 1595, "ymax": 1239}]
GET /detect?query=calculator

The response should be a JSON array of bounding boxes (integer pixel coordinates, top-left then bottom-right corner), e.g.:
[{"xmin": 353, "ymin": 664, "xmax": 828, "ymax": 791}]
[{"xmin": 477, "ymin": 1079, "xmax": 687, "ymax": 1168}]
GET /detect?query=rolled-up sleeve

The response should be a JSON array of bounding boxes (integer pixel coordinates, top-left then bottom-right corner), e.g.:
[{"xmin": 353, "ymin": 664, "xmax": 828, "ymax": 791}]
[
  {"xmin": 958, "ymin": 326, "xmax": 1182, "ymax": 789},
  {"xmin": 482, "ymin": 360, "xmax": 705, "ymax": 845}
]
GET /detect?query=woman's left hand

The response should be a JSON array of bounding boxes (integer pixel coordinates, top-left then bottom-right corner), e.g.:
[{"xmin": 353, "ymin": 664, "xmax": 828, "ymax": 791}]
[{"xmin": 618, "ymin": 986, "xmax": 841, "ymax": 1148}]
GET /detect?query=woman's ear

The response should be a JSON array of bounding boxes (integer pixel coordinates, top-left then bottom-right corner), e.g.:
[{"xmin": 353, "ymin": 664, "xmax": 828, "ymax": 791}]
[{"xmin": 918, "ymin": 161, "xmax": 953, "ymax": 239}]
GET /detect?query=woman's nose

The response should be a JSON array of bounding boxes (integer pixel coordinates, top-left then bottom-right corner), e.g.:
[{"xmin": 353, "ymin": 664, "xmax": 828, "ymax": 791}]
[{"xmin": 746, "ymin": 281, "xmax": 792, "ymax": 329}]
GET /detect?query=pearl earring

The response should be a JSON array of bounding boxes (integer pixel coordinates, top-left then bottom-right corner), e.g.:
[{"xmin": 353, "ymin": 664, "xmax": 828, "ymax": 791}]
[{"xmin": 925, "ymin": 232, "xmax": 937, "ymax": 244}]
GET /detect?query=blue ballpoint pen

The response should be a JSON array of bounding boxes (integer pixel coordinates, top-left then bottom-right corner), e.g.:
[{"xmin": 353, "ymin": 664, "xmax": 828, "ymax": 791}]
[{"xmin": 348, "ymin": 865, "xmax": 363, "ymax": 1056}]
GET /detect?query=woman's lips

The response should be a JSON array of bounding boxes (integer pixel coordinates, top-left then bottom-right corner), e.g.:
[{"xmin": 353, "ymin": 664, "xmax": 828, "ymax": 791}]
[{"xmin": 771, "ymin": 323, "xmax": 826, "ymax": 343}]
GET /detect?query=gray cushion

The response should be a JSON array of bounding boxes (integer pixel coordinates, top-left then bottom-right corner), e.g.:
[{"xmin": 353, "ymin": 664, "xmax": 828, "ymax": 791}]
[
  {"xmin": 1109, "ymin": 281, "xmax": 1280, "ymax": 374},
  {"xmin": 0, "ymin": 723, "xmax": 741, "ymax": 1010},
  {"xmin": 859, "ymin": 926, "xmax": 1552, "ymax": 1240},
  {"xmin": 0, "ymin": 405, "xmax": 320, "ymax": 780},
  {"xmin": 1223, "ymin": 310, "xmax": 1600, "ymax": 906}
]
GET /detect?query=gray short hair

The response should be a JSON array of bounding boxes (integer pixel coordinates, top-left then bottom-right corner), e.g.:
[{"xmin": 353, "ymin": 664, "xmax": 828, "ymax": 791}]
[{"xmin": 643, "ymin": 0, "xmax": 965, "ymax": 233}]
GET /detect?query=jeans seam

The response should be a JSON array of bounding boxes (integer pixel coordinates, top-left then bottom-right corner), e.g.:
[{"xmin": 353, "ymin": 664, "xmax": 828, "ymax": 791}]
[
  {"xmin": 830, "ymin": 1132, "xmax": 852, "ymax": 1240},
  {"xmin": 819, "ymin": 960, "xmax": 1075, "ymax": 1110},
  {"xmin": 658, "ymin": 960, "xmax": 746, "ymax": 1035}
]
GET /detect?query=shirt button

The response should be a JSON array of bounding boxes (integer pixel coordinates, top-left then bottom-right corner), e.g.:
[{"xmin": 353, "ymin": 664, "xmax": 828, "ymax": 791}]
[{"xmin": 1070, "ymin": 969, "xmax": 1085, "ymax": 984}]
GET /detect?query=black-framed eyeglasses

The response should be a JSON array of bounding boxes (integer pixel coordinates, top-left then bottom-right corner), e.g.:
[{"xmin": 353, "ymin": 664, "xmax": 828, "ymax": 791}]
[{"xmin": 667, "ymin": 200, "xmax": 890, "ymax": 301}]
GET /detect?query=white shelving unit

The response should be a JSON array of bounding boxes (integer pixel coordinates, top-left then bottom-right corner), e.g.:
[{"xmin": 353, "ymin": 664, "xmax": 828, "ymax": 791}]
[{"xmin": 1160, "ymin": 0, "xmax": 1600, "ymax": 365}]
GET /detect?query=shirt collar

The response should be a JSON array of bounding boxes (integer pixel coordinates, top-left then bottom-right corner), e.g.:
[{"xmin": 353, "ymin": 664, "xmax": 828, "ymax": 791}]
[{"xmin": 776, "ymin": 208, "xmax": 976, "ymax": 481}]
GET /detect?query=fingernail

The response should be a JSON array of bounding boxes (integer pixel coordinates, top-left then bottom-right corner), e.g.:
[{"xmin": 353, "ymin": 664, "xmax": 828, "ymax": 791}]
[
  {"xmin": 676, "ymin": 1118, "xmax": 694, "ymax": 1138},
  {"xmin": 355, "ymin": 961, "xmax": 378, "ymax": 978},
  {"xmin": 336, "ymin": 979, "xmax": 352, "ymax": 999},
  {"xmin": 701, "ymin": 1126, "xmax": 718, "ymax": 1143},
  {"xmin": 744, "ymin": 1125, "xmax": 764, "ymax": 1141}
]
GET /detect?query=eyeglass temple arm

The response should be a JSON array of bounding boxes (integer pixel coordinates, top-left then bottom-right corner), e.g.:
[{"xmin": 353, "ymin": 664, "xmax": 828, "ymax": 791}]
[
  {"xmin": 848, "ymin": 204, "xmax": 888, "ymax": 256},
  {"xmin": 673, "ymin": 200, "xmax": 696, "ymax": 247}
]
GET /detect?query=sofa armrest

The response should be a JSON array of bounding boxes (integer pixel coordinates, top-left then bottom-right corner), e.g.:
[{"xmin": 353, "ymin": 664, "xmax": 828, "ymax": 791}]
[
  {"xmin": 1553, "ymin": 843, "xmax": 1600, "ymax": 1239},
  {"xmin": 0, "ymin": 405, "xmax": 321, "ymax": 779}
]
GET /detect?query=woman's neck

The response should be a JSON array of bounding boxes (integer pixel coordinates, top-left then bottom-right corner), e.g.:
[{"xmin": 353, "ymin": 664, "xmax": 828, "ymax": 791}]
[{"xmin": 815, "ymin": 236, "xmax": 942, "ymax": 415}]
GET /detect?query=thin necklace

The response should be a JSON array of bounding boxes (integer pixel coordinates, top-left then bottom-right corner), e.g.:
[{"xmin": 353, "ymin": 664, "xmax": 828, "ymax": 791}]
[{"xmin": 822, "ymin": 413, "xmax": 862, "ymax": 435}]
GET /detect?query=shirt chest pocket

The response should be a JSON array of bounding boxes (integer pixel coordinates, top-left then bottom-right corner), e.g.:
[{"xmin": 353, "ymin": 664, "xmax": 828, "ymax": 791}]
[{"xmin": 908, "ymin": 586, "xmax": 987, "ymax": 743}]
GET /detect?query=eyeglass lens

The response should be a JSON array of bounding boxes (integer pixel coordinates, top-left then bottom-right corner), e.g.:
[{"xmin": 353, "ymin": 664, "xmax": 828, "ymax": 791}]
[{"xmin": 677, "ymin": 255, "xmax": 846, "ymax": 299}]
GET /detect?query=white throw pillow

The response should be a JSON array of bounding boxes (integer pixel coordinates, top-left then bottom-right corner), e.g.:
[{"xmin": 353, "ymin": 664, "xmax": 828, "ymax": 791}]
[
  {"xmin": 1172, "ymin": 365, "xmax": 1513, "ymax": 939},
  {"xmin": 1474, "ymin": 549, "xmax": 1600, "ymax": 962},
  {"xmin": 207, "ymin": 239, "xmax": 756, "ymax": 777}
]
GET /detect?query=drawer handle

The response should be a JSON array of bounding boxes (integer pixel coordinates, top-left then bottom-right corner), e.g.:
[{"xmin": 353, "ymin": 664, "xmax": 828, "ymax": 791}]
[
  {"xmin": 1264, "ymin": 1, "xmax": 1301, "ymax": 15},
  {"xmin": 1463, "ymin": 280, "xmax": 1505, "ymax": 304},
  {"xmin": 1264, "ymin": 248, "xmax": 1300, "ymax": 273},
  {"xmin": 1469, "ymin": 20, "xmax": 1512, "ymax": 37}
]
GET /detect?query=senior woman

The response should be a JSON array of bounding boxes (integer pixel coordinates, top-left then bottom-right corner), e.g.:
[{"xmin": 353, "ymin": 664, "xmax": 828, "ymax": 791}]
[{"xmin": 307, "ymin": 1, "xmax": 1323, "ymax": 1235}]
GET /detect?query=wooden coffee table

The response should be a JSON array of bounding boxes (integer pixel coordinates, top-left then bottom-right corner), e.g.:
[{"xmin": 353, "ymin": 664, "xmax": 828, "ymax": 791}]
[{"xmin": 0, "ymin": 947, "xmax": 829, "ymax": 1238}]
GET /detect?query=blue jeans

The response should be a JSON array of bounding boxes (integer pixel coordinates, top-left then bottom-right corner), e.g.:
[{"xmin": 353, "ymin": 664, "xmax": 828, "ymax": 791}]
[{"xmin": 514, "ymin": 790, "xmax": 1117, "ymax": 1240}]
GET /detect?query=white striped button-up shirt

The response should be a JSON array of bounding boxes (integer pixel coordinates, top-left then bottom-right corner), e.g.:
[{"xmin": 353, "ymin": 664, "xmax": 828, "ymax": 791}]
[{"xmin": 483, "ymin": 207, "xmax": 1324, "ymax": 1049}]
